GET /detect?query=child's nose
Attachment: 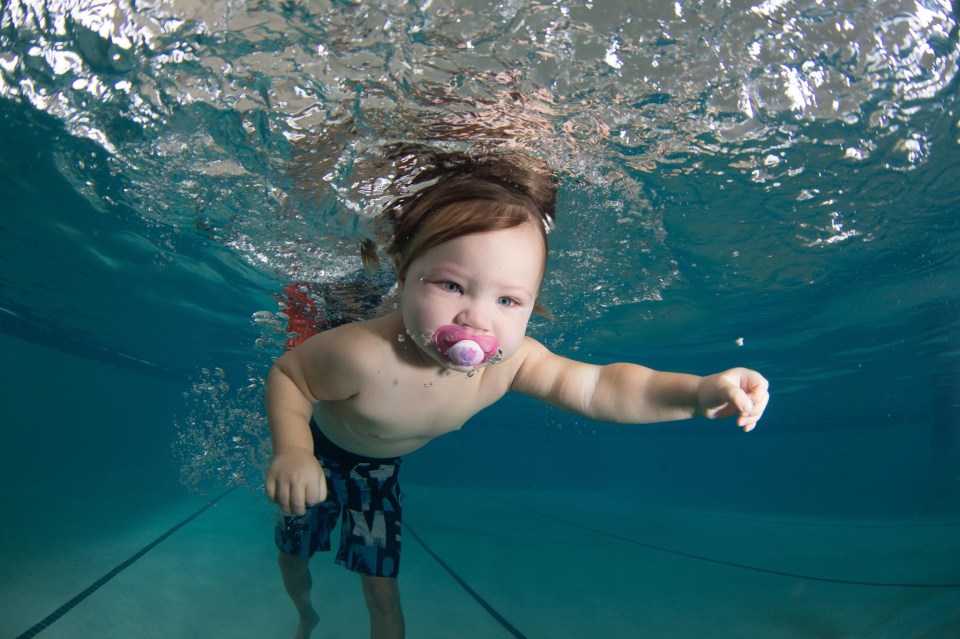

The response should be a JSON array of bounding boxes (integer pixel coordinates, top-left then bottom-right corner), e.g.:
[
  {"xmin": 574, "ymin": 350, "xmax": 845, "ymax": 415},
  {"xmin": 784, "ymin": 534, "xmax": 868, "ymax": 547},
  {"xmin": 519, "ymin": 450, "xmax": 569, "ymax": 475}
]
[{"xmin": 454, "ymin": 301, "xmax": 491, "ymax": 331}]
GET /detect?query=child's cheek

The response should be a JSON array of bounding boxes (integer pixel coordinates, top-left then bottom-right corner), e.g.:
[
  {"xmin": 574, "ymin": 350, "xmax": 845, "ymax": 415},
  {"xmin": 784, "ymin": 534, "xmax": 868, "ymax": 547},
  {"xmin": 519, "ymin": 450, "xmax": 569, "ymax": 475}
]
[{"xmin": 496, "ymin": 332, "xmax": 525, "ymax": 361}]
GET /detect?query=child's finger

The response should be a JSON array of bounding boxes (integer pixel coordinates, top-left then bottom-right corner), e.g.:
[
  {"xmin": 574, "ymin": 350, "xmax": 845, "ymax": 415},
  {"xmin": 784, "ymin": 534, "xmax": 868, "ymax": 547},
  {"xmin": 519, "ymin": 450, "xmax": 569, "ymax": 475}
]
[
  {"xmin": 283, "ymin": 488, "xmax": 305, "ymax": 516},
  {"xmin": 272, "ymin": 483, "xmax": 291, "ymax": 513},
  {"xmin": 737, "ymin": 385, "xmax": 770, "ymax": 431},
  {"xmin": 731, "ymin": 386, "xmax": 755, "ymax": 416},
  {"xmin": 750, "ymin": 390, "xmax": 770, "ymax": 417},
  {"xmin": 304, "ymin": 476, "xmax": 326, "ymax": 507}
]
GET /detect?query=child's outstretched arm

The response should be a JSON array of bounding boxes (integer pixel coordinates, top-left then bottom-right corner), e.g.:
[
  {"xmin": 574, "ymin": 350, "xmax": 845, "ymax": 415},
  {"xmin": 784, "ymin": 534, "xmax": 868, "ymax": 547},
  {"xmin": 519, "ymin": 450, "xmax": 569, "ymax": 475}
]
[
  {"xmin": 264, "ymin": 328, "xmax": 361, "ymax": 514},
  {"xmin": 512, "ymin": 338, "xmax": 769, "ymax": 431}
]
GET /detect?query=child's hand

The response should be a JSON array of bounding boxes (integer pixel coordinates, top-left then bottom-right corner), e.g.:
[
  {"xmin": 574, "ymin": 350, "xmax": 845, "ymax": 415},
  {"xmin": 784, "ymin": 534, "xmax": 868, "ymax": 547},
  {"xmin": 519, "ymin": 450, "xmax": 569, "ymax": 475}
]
[
  {"xmin": 697, "ymin": 368, "xmax": 770, "ymax": 432},
  {"xmin": 265, "ymin": 450, "xmax": 328, "ymax": 515}
]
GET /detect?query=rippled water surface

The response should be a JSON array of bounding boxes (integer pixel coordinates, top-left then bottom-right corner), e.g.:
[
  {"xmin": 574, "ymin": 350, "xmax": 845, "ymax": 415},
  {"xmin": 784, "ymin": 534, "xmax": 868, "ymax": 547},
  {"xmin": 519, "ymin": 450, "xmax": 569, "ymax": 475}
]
[{"xmin": 3, "ymin": 0, "xmax": 957, "ymax": 339}]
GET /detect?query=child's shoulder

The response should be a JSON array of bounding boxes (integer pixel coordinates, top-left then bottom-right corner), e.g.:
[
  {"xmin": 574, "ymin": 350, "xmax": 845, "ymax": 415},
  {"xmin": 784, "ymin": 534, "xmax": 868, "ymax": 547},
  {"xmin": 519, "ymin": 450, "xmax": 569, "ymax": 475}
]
[
  {"xmin": 285, "ymin": 313, "xmax": 402, "ymax": 390},
  {"xmin": 490, "ymin": 334, "xmax": 552, "ymax": 384},
  {"xmin": 506, "ymin": 334, "xmax": 582, "ymax": 394},
  {"xmin": 515, "ymin": 334, "xmax": 551, "ymax": 360},
  {"xmin": 286, "ymin": 312, "xmax": 390, "ymax": 360},
  {"xmin": 305, "ymin": 312, "xmax": 397, "ymax": 350}
]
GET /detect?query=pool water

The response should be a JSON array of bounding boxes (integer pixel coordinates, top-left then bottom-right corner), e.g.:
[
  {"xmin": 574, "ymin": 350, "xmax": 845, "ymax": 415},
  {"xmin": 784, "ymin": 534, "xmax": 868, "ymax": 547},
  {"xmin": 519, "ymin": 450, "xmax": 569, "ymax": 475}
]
[{"xmin": 1, "ymin": 0, "xmax": 958, "ymax": 637}]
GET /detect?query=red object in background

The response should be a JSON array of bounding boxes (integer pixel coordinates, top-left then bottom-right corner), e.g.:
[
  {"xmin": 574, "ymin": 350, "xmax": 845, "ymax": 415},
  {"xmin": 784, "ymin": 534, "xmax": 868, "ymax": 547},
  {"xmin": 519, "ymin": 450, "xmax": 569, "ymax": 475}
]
[{"xmin": 282, "ymin": 283, "xmax": 326, "ymax": 351}]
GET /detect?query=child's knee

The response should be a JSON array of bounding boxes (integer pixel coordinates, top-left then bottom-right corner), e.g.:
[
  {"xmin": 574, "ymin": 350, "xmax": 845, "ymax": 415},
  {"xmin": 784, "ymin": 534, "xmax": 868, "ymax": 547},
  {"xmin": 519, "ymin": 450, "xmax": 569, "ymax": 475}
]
[
  {"xmin": 278, "ymin": 551, "xmax": 310, "ymax": 571},
  {"xmin": 361, "ymin": 576, "xmax": 401, "ymax": 614}
]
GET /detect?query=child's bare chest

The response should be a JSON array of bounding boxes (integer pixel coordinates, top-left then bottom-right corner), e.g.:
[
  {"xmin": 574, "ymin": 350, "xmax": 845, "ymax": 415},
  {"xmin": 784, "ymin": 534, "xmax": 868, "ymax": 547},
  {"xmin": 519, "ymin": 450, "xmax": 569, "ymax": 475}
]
[{"xmin": 317, "ymin": 364, "xmax": 507, "ymax": 450}]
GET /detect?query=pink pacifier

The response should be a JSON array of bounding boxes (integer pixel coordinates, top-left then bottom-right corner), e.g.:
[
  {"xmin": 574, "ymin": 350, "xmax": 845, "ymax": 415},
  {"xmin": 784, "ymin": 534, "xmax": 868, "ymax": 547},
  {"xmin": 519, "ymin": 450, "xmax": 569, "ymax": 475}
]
[{"xmin": 433, "ymin": 325, "xmax": 500, "ymax": 367}]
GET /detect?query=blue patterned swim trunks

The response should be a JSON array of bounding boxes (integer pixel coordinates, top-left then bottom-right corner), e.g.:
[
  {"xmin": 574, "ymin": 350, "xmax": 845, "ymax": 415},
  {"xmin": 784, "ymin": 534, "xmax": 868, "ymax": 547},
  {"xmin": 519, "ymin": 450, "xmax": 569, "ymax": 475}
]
[{"xmin": 275, "ymin": 420, "xmax": 403, "ymax": 578}]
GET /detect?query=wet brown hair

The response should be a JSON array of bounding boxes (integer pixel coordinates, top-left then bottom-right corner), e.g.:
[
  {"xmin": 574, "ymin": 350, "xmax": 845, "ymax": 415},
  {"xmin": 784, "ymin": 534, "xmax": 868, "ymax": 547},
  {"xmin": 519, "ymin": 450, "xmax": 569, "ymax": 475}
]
[{"xmin": 384, "ymin": 149, "xmax": 557, "ymax": 293}]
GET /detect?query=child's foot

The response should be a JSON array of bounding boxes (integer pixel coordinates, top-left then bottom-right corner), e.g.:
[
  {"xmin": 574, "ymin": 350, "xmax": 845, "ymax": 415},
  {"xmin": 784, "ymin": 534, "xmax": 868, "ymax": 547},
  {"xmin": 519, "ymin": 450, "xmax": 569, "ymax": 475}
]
[{"xmin": 294, "ymin": 610, "xmax": 320, "ymax": 639}]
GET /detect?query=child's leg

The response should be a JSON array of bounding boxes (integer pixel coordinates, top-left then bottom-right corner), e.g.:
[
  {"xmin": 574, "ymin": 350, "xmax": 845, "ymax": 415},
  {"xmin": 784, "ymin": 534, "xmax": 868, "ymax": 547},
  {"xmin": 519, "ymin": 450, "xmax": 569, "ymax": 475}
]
[
  {"xmin": 361, "ymin": 575, "xmax": 404, "ymax": 639},
  {"xmin": 278, "ymin": 552, "xmax": 320, "ymax": 639}
]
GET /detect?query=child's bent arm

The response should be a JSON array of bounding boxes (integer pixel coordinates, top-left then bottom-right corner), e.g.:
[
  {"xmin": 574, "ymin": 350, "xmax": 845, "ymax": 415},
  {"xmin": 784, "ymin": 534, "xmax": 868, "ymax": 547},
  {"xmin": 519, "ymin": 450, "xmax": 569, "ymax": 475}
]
[
  {"xmin": 265, "ymin": 361, "xmax": 315, "ymax": 456},
  {"xmin": 265, "ymin": 362, "xmax": 326, "ymax": 514},
  {"xmin": 264, "ymin": 331, "xmax": 363, "ymax": 514}
]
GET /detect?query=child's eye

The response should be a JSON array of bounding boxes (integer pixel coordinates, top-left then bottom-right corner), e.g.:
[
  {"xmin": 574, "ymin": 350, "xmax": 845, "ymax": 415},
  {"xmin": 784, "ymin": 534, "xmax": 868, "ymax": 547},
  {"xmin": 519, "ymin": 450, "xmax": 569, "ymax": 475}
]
[
  {"xmin": 497, "ymin": 296, "xmax": 518, "ymax": 307},
  {"xmin": 440, "ymin": 281, "xmax": 463, "ymax": 294}
]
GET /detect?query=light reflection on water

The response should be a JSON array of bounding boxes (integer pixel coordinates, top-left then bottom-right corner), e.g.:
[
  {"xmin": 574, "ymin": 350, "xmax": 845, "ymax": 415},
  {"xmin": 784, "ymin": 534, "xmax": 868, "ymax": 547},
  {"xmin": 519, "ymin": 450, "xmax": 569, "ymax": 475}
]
[{"xmin": 2, "ymin": 0, "xmax": 956, "ymax": 322}]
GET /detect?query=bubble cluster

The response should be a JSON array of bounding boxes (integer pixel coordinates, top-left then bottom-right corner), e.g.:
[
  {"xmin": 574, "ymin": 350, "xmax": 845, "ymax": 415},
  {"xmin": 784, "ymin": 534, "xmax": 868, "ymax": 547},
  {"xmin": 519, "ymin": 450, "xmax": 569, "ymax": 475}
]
[{"xmin": 173, "ymin": 365, "xmax": 271, "ymax": 493}]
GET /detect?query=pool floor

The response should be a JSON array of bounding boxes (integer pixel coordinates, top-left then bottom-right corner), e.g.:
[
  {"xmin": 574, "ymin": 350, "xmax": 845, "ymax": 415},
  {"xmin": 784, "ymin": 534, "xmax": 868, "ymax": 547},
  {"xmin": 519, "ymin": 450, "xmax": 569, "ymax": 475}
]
[{"xmin": 5, "ymin": 482, "xmax": 959, "ymax": 638}]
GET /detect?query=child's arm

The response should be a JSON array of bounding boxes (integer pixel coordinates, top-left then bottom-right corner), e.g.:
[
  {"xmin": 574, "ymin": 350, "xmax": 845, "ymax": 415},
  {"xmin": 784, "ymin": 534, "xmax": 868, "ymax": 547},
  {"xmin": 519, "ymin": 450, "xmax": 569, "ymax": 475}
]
[
  {"xmin": 511, "ymin": 338, "xmax": 769, "ymax": 431},
  {"xmin": 264, "ymin": 329, "xmax": 361, "ymax": 514}
]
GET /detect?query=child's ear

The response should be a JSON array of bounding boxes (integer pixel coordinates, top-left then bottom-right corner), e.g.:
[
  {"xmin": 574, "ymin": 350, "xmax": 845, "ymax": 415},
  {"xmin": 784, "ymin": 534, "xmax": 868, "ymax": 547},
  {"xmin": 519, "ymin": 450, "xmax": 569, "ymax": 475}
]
[{"xmin": 359, "ymin": 238, "xmax": 380, "ymax": 277}]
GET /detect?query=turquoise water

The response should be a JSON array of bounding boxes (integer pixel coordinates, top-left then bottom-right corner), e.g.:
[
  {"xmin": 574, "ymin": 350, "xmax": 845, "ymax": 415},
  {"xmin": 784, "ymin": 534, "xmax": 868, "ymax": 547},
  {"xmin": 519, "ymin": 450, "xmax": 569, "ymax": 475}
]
[{"xmin": 2, "ymin": 0, "xmax": 959, "ymax": 637}]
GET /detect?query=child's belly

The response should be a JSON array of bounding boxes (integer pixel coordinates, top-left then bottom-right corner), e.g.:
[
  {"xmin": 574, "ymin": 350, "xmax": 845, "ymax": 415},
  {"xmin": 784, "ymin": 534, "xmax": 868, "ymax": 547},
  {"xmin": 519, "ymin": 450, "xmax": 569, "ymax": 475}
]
[{"xmin": 311, "ymin": 396, "xmax": 471, "ymax": 458}]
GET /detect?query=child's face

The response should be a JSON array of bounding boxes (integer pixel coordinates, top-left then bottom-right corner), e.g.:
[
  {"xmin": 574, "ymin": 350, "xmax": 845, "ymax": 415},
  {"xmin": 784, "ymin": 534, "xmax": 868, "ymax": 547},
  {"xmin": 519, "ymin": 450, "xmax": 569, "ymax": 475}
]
[{"xmin": 399, "ymin": 223, "xmax": 545, "ymax": 370}]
